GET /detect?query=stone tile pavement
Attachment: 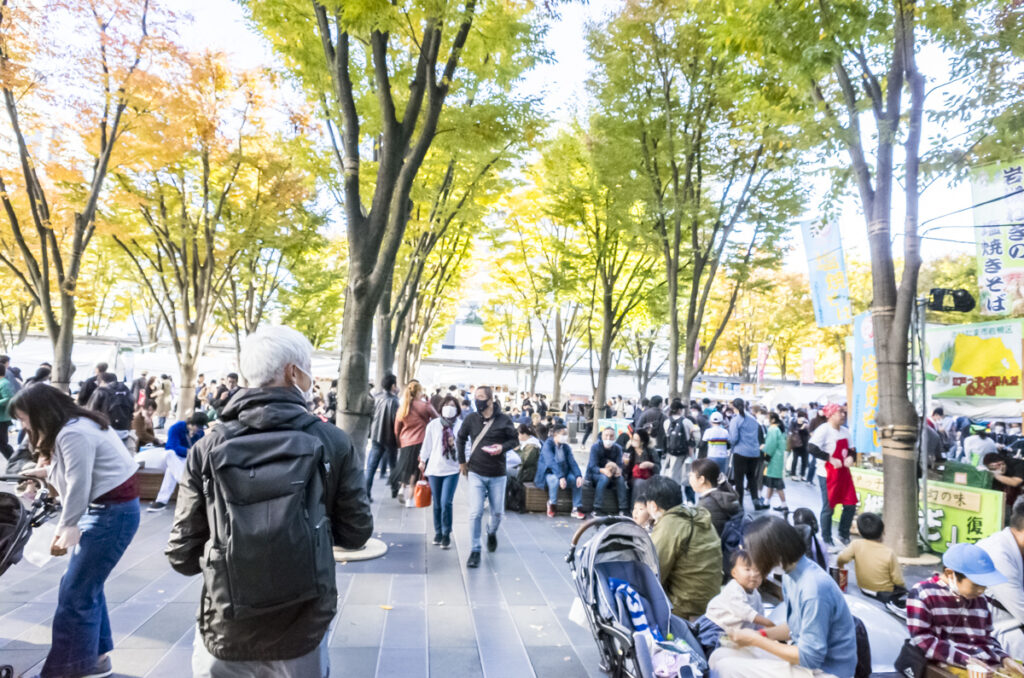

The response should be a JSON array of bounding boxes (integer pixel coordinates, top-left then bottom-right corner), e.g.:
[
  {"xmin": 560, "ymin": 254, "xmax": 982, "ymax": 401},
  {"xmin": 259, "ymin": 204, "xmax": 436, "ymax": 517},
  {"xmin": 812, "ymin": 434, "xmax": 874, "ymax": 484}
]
[{"xmin": 0, "ymin": 477, "xmax": 605, "ymax": 678}]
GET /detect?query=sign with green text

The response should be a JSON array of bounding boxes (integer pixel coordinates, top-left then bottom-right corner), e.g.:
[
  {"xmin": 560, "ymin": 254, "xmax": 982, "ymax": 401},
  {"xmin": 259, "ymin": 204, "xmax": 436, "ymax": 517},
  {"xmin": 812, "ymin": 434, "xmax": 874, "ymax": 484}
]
[{"xmin": 849, "ymin": 468, "xmax": 1004, "ymax": 553}]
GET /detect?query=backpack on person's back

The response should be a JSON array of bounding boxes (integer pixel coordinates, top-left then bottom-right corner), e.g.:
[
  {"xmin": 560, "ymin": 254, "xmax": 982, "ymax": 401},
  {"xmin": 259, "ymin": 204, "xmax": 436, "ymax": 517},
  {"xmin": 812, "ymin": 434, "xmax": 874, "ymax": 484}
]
[
  {"xmin": 665, "ymin": 417, "xmax": 691, "ymax": 458},
  {"xmin": 720, "ymin": 510, "xmax": 752, "ymax": 570},
  {"xmin": 200, "ymin": 414, "xmax": 335, "ymax": 620},
  {"xmin": 102, "ymin": 382, "xmax": 135, "ymax": 431}
]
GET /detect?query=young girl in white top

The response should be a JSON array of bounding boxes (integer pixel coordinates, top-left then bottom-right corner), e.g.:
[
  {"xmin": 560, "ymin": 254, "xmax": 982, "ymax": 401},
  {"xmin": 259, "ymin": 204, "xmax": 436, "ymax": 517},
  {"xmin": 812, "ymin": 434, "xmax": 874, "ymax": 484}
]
[{"xmin": 419, "ymin": 394, "xmax": 463, "ymax": 550}]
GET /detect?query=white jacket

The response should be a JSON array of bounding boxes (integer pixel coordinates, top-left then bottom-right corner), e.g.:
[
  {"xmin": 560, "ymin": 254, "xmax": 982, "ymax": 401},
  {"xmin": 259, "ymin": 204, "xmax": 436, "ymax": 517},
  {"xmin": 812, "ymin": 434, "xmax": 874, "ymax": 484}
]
[
  {"xmin": 420, "ymin": 417, "xmax": 462, "ymax": 477},
  {"xmin": 978, "ymin": 527, "xmax": 1024, "ymax": 658}
]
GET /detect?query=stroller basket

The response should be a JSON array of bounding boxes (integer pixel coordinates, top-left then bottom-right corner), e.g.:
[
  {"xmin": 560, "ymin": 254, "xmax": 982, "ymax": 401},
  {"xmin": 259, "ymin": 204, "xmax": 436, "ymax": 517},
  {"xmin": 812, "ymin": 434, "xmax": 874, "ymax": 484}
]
[{"xmin": 567, "ymin": 517, "xmax": 707, "ymax": 678}]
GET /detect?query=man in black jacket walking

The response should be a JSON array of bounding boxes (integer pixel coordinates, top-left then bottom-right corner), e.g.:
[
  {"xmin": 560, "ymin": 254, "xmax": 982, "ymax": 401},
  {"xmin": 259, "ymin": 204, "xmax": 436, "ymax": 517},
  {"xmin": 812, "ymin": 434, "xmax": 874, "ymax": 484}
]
[
  {"xmin": 166, "ymin": 326, "xmax": 372, "ymax": 676},
  {"xmin": 367, "ymin": 373, "xmax": 400, "ymax": 501},
  {"xmin": 457, "ymin": 385, "xmax": 518, "ymax": 568}
]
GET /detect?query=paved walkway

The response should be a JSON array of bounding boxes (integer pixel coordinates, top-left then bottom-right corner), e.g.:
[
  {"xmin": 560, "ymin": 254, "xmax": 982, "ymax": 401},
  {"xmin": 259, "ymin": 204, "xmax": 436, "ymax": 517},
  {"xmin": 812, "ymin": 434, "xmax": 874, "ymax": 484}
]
[{"xmin": 1, "ymin": 476, "xmax": 604, "ymax": 678}]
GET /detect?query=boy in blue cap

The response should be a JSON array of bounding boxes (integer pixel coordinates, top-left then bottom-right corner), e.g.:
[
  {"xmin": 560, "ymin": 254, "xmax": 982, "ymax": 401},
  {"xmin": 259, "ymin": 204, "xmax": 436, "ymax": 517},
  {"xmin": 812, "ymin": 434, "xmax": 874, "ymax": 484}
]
[{"xmin": 906, "ymin": 543, "xmax": 1024, "ymax": 675}]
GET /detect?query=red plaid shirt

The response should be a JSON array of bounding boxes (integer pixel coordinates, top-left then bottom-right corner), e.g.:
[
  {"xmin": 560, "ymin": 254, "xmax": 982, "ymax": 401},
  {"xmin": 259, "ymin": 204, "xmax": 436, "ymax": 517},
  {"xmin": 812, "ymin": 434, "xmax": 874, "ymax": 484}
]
[{"xmin": 906, "ymin": 573, "xmax": 1008, "ymax": 667}]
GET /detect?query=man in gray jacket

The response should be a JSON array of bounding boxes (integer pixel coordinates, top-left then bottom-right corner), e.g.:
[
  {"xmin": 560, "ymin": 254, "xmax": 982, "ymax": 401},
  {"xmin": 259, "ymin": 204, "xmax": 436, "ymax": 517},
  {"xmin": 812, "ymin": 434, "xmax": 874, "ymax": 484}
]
[
  {"xmin": 166, "ymin": 326, "xmax": 372, "ymax": 677},
  {"xmin": 979, "ymin": 499, "xmax": 1024, "ymax": 658}
]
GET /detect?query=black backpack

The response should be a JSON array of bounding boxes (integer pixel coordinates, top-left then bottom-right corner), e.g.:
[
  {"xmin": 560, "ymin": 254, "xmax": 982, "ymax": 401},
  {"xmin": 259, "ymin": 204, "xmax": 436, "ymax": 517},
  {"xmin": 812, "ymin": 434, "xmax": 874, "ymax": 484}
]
[
  {"xmin": 104, "ymin": 383, "xmax": 135, "ymax": 430},
  {"xmin": 665, "ymin": 417, "xmax": 690, "ymax": 458},
  {"xmin": 720, "ymin": 510, "xmax": 752, "ymax": 566},
  {"xmin": 200, "ymin": 415, "xmax": 335, "ymax": 620},
  {"xmin": 853, "ymin": 615, "xmax": 872, "ymax": 678}
]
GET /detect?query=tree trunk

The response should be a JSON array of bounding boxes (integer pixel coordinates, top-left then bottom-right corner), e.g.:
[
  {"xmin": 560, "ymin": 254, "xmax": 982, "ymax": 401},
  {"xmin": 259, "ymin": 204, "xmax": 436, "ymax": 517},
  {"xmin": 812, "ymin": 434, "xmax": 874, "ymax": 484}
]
[
  {"xmin": 177, "ymin": 359, "xmax": 198, "ymax": 422},
  {"xmin": 337, "ymin": 292, "xmax": 376, "ymax": 469},
  {"xmin": 375, "ymin": 284, "xmax": 395, "ymax": 387},
  {"xmin": 593, "ymin": 291, "xmax": 615, "ymax": 416},
  {"xmin": 52, "ymin": 320, "xmax": 75, "ymax": 393},
  {"xmin": 668, "ymin": 270, "xmax": 680, "ymax": 398}
]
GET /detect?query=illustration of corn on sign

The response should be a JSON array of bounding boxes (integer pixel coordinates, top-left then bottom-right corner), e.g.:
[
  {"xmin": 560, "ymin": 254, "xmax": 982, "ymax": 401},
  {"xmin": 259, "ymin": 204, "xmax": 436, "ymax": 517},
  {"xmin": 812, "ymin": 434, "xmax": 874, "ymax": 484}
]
[{"xmin": 926, "ymin": 319, "xmax": 1024, "ymax": 399}]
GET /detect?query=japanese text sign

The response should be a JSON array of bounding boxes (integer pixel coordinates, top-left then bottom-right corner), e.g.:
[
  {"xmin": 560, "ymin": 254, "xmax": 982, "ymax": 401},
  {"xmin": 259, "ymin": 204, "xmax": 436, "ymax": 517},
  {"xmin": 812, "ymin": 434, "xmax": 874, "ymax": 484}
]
[
  {"xmin": 801, "ymin": 220, "xmax": 853, "ymax": 327},
  {"xmin": 972, "ymin": 162, "xmax": 1024, "ymax": 315}
]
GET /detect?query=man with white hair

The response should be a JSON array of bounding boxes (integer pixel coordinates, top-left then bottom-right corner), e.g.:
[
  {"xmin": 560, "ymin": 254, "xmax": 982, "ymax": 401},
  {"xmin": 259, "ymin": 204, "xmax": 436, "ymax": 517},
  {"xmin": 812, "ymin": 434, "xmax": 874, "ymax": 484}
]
[{"xmin": 166, "ymin": 326, "xmax": 372, "ymax": 677}]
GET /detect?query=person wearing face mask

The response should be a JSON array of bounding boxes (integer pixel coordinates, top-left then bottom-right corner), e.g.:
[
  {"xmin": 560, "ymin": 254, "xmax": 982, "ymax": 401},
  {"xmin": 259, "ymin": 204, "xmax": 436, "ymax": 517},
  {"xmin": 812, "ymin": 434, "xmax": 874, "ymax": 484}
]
[
  {"xmin": 586, "ymin": 427, "xmax": 628, "ymax": 517},
  {"xmin": 456, "ymin": 385, "xmax": 519, "ymax": 568},
  {"xmin": 535, "ymin": 424, "xmax": 585, "ymax": 519},
  {"xmin": 644, "ymin": 476, "xmax": 722, "ymax": 620},
  {"xmin": 905, "ymin": 543, "xmax": 1024, "ymax": 677},
  {"xmin": 392, "ymin": 379, "xmax": 439, "ymax": 506},
  {"xmin": 166, "ymin": 326, "xmax": 372, "ymax": 676},
  {"xmin": 419, "ymin": 395, "xmax": 463, "ymax": 549}
]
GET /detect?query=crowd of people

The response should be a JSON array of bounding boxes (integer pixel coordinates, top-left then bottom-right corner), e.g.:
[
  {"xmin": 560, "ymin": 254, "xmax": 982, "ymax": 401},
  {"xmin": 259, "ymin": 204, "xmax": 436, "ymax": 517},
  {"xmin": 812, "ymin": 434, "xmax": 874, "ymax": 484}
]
[{"xmin": 7, "ymin": 343, "xmax": 1024, "ymax": 677}]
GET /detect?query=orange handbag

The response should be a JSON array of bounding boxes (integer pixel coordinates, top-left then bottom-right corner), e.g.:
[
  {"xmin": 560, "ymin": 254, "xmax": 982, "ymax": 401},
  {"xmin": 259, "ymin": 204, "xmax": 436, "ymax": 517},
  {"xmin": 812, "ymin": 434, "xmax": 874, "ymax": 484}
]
[{"xmin": 413, "ymin": 479, "xmax": 432, "ymax": 508}]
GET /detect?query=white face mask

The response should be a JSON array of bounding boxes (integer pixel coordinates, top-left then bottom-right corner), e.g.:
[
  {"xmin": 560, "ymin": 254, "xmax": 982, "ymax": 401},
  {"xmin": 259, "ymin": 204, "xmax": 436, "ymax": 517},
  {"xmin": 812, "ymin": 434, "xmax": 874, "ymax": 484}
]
[
  {"xmin": 557, "ymin": 435, "xmax": 568, "ymax": 445},
  {"xmin": 602, "ymin": 438, "xmax": 614, "ymax": 449},
  {"xmin": 293, "ymin": 365, "xmax": 314, "ymax": 407},
  {"xmin": 442, "ymin": 405, "xmax": 457, "ymax": 419}
]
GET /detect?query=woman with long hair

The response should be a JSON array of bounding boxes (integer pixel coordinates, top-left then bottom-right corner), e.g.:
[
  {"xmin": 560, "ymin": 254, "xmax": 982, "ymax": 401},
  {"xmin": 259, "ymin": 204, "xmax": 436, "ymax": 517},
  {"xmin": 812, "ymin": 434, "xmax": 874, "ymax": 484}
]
[
  {"xmin": 623, "ymin": 428, "xmax": 661, "ymax": 506},
  {"xmin": 392, "ymin": 380, "xmax": 438, "ymax": 505},
  {"xmin": 11, "ymin": 384, "xmax": 140, "ymax": 678},
  {"xmin": 419, "ymin": 394, "xmax": 462, "ymax": 549}
]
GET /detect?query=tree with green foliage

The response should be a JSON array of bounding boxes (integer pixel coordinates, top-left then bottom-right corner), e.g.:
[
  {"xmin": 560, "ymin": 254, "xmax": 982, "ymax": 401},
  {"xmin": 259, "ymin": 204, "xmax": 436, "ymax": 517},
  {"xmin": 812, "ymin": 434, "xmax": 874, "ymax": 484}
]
[
  {"xmin": 728, "ymin": 0, "xmax": 1021, "ymax": 556},
  {"xmin": 587, "ymin": 0, "xmax": 805, "ymax": 401},
  {"xmin": 244, "ymin": 0, "xmax": 545, "ymax": 461},
  {"xmin": 539, "ymin": 127, "xmax": 662, "ymax": 412}
]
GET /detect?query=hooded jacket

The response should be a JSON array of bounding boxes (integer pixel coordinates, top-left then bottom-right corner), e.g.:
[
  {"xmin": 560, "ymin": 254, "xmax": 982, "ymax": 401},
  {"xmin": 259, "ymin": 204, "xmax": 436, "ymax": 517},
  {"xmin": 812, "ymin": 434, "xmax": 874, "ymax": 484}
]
[
  {"xmin": 165, "ymin": 387, "xmax": 373, "ymax": 661},
  {"xmin": 698, "ymin": 485, "xmax": 742, "ymax": 536},
  {"xmin": 650, "ymin": 504, "xmax": 723, "ymax": 618}
]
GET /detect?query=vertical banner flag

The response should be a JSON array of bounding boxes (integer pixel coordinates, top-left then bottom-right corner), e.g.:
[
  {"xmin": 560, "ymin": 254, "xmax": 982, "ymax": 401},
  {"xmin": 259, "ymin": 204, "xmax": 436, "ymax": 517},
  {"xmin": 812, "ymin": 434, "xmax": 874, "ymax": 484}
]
[
  {"xmin": 800, "ymin": 347, "xmax": 817, "ymax": 385},
  {"xmin": 851, "ymin": 312, "xmax": 881, "ymax": 458},
  {"xmin": 801, "ymin": 220, "xmax": 853, "ymax": 326},
  {"xmin": 972, "ymin": 162, "xmax": 1024, "ymax": 315},
  {"xmin": 756, "ymin": 342, "xmax": 770, "ymax": 385}
]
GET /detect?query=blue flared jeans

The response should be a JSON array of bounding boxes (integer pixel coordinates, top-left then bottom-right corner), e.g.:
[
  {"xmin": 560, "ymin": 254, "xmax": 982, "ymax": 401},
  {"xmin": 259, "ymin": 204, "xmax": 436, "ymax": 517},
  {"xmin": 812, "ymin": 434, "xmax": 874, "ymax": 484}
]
[{"xmin": 41, "ymin": 498, "xmax": 140, "ymax": 678}]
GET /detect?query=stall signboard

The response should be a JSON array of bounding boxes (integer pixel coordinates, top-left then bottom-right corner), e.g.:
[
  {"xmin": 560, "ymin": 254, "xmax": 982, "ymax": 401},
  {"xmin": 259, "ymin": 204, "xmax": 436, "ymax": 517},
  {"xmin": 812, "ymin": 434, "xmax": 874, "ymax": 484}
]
[
  {"xmin": 800, "ymin": 347, "xmax": 817, "ymax": 385},
  {"xmin": 972, "ymin": 161, "xmax": 1024, "ymax": 315},
  {"xmin": 926, "ymin": 319, "xmax": 1024, "ymax": 399},
  {"xmin": 597, "ymin": 418, "xmax": 633, "ymax": 437},
  {"xmin": 801, "ymin": 220, "xmax": 853, "ymax": 327},
  {"xmin": 850, "ymin": 313, "xmax": 881, "ymax": 458},
  {"xmin": 849, "ymin": 468, "xmax": 1004, "ymax": 553}
]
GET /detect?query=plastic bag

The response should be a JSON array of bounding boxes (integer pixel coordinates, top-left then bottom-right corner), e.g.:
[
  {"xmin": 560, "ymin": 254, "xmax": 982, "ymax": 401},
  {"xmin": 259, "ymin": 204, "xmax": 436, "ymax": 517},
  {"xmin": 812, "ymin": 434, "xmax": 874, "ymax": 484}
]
[{"xmin": 22, "ymin": 522, "xmax": 56, "ymax": 567}]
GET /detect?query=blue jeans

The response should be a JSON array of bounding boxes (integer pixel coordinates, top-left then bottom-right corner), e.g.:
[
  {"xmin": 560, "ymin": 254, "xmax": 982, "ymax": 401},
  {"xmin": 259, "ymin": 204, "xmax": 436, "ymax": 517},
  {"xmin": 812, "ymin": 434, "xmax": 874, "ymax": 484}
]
[
  {"xmin": 818, "ymin": 474, "xmax": 856, "ymax": 544},
  {"xmin": 365, "ymin": 441, "xmax": 397, "ymax": 498},
  {"xmin": 804, "ymin": 457, "xmax": 817, "ymax": 483},
  {"xmin": 544, "ymin": 473, "xmax": 582, "ymax": 509},
  {"xmin": 41, "ymin": 498, "xmax": 140, "ymax": 678},
  {"xmin": 710, "ymin": 456, "xmax": 729, "ymax": 476},
  {"xmin": 591, "ymin": 472, "xmax": 628, "ymax": 512},
  {"xmin": 467, "ymin": 472, "xmax": 506, "ymax": 552},
  {"xmin": 428, "ymin": 473, "xmax": 459, "ymax": 539}
]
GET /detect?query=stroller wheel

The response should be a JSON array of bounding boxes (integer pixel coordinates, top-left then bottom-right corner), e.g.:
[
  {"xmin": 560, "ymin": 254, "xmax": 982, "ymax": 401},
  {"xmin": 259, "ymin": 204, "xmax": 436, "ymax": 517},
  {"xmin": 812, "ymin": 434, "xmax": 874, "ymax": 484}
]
[{"xmin": 1, "ymin": 665, "xmax": 13, "ymax": 678}]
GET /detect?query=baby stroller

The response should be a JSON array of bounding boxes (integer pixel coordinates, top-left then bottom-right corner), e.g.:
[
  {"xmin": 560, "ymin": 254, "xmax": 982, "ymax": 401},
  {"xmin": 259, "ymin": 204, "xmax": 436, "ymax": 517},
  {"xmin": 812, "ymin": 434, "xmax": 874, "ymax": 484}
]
[
  {"xmin": 0, "ymin": 475, "xmax": 60, "ymax": 678},
  {"xmin": 567, "ymin": 517, "xmax": 708, "ymax": 678}
]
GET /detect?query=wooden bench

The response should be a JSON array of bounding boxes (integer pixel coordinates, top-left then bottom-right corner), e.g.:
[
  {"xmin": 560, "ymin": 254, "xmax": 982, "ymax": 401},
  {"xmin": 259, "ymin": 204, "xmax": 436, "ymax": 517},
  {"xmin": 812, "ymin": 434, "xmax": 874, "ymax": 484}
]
[
  {"xmin": 522, "ymin": 481, "xmax": 621, "ymax": 515},
  {"xmin": 136, "ymin": 468, "xmax": 175, "ymax": 502}
]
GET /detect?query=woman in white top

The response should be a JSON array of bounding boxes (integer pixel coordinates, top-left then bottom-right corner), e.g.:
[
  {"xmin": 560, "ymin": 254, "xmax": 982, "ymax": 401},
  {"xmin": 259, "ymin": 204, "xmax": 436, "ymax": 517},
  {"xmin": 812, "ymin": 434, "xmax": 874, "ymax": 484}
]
[
  {"xmin": 12, "ymin": 383, "xmax": 140, "ymax": 678},
  {"xmin": 419, "ymin": 394, "xmax": 462, "ymax": 550}
]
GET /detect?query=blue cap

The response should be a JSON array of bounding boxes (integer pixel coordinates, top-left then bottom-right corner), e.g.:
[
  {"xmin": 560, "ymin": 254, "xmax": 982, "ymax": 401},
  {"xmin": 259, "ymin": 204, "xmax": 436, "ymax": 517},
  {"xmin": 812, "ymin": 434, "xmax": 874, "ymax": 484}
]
[{"xmin": 942, "ymin": 543, "xmax": 1007, "ymax": 587}]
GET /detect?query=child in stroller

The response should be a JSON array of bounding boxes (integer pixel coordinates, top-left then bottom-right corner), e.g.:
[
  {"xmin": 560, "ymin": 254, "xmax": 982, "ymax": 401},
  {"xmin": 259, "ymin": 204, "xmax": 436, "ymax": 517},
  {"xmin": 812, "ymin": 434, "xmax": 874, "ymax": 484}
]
[{"xmin": 567, "ymin": 515, "xmax": 708, "ymax": 678}]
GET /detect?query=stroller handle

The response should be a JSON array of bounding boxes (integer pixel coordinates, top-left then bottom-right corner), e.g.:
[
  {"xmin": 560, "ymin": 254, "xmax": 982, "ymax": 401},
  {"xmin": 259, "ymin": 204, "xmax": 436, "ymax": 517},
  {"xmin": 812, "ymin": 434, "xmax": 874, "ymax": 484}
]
[
  {"xmin": 565, "ymin": 515, "xmax": 633, "ymax": 564},
  {"xmin": 0, "ymin": 475, "xmax": 45, "ymax": 489}
]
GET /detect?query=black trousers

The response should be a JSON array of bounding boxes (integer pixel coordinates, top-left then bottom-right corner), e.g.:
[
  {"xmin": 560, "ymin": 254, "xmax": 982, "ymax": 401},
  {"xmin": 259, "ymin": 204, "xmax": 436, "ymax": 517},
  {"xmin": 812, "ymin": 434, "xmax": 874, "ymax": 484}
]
[
  {"xmin": 0, "ymin": 422, "xmax": 10, "ymax": 460},
  {"xmin": 732, "ymin": 455, "xmax": 761, "ymax": 505},
  {"xmin": 789, "ymin": 445, "xmax": 808, "ymax": 477}
]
